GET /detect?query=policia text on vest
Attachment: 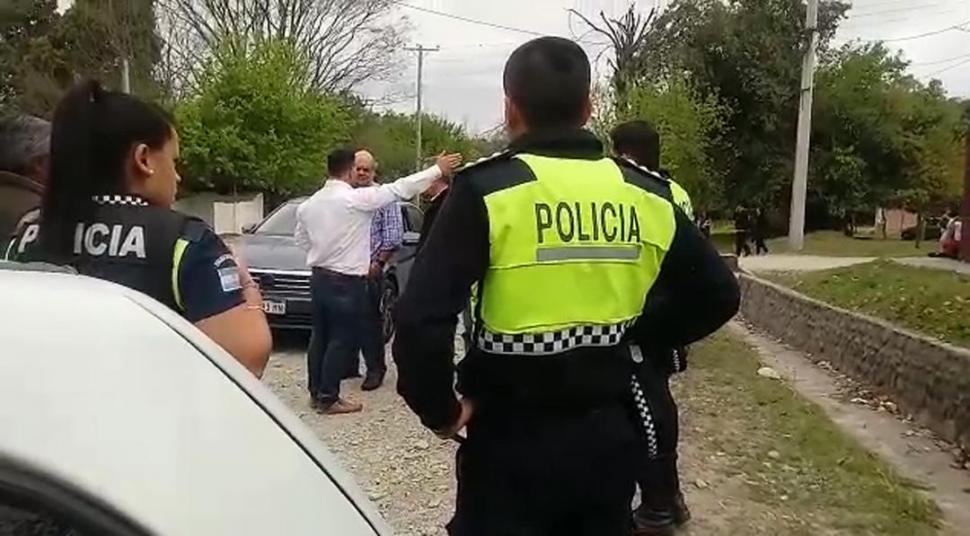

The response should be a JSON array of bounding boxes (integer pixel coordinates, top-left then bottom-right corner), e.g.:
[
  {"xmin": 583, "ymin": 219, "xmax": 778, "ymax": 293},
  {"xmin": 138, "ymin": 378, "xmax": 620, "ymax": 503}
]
[
  {"xmin": 534, "ymin": 201, "xmax": 642, "ymax": 258},
  {"xmin": 15, "ymin": 222, "xmax": 147, "ymax": 259}
]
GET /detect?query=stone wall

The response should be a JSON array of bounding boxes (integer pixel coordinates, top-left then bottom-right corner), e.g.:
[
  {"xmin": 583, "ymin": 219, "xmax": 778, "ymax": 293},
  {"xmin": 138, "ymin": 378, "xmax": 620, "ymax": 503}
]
[{"xmin": 739, "ymin": 273, "xmax": 970, "ymax": 450}]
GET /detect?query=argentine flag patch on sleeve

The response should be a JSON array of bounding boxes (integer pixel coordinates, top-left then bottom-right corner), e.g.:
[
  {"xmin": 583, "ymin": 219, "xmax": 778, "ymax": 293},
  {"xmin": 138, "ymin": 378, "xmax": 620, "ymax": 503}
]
[{"xmin": 218, "ymin": 266, "xmax": 242, "ymax": 292}]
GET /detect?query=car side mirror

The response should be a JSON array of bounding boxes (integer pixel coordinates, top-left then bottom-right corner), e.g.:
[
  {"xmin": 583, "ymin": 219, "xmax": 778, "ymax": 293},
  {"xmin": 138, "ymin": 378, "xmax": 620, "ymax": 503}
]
[
  {"xmin": 403, "ymin": 231, "xmax": 420, "ymax": 245},
  {"xmin": 242, "ymin": 223, "xmax": 257, "ymax": 234}
]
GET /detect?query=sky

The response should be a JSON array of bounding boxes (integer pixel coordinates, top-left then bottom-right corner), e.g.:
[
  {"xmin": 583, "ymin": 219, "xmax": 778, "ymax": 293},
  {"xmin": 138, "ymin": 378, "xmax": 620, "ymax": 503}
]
[{"xmin": 57, "ymin": 0, "xmax": 970, "ymax": 134}]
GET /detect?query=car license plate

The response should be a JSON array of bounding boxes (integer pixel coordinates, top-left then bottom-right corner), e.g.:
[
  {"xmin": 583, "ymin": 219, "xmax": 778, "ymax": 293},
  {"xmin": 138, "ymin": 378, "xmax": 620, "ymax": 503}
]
[{"xmin": 263, "ymin": 300, "xmax": 286, "ymax": 315}]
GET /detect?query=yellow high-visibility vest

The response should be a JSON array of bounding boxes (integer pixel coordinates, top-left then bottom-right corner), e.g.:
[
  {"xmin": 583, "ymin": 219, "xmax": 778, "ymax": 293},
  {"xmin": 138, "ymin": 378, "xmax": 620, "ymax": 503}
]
[{"xmin": 475, "ymin": 153, "xmax": 677, "ymax": 354}]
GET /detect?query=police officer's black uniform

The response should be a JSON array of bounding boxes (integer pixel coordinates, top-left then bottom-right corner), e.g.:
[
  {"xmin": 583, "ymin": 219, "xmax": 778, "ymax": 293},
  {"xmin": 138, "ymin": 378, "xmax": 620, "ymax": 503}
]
[
  {"xmin": 393, "ymin": 129, "xmax": 740, "ymax": 535},
  {"xmin": 6, "ymin": 194, "xmax": 245, "ymax": 322}
]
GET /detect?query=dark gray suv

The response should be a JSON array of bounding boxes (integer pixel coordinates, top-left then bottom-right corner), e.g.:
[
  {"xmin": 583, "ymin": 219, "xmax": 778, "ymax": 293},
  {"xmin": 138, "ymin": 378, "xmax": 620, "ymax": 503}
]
[{"xmin": 226, "ymin": 198, "xmax": 424, "ymax": 340}]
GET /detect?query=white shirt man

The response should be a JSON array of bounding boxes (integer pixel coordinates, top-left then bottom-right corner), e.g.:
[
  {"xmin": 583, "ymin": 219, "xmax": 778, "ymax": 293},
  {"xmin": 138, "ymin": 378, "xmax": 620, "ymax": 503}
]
[
  {"xmin": 296, "ymin": 152, "xmax": 462, "ymax": 276},
  {"xmin": 295, "ymin": 148, "xmax": 462, "ymax": 415}
]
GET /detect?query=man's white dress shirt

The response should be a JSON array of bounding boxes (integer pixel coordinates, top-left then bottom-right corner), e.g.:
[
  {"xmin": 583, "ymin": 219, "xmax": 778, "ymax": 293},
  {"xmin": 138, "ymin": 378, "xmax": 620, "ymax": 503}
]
[{"xmin": 295, "ymin": 165, "xmax": 441, "ymax": 276}]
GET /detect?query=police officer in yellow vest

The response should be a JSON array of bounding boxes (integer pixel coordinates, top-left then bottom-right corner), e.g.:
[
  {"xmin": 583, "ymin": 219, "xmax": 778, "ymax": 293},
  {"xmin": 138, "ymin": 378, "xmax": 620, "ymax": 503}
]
[
  {"xmin": 611, "ymin": 119, "xmax": 697, "ymax": 535},
  {"xmin": 393, "ymin": 37, "xmax": 740, "ymax": 536}
]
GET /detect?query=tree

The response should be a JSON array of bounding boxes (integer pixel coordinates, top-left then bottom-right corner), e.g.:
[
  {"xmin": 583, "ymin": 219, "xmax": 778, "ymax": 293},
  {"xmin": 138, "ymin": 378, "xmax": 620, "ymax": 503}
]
[
  {"xmin": 626, "ymin": 0, "xmax": 850, "ymax": 212},
  {"xmin": 0, "ymin": 0, "xmax": 67, "ymax": 116},
  {"xmin": 569, "ymin": 5, "xmax": 656, "ymax": 99},
  {"xmin": 176, "ymin": 40, "xmax": 354, "ymax": 195},
  {"xmin": 58, "ymin": 0, "xmax": 163, "ymax": 97},
  {"xmin": 812, "ymin": 42, "xmax": 965, "ymax": 236},
  {"xmin": 159, "ymin": 0, "xmax": 407, "ymax": 95},
  {"xmin": 352, "ymin": 111, "xmax": 481, "ymax": 180},
  {"xmin": 593, "ymin": 79, "xmax": 725, "ymax": 212}
]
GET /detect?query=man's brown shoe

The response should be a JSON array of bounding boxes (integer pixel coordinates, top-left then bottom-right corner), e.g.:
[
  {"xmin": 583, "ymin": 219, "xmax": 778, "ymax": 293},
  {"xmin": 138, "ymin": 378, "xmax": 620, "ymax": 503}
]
[{"xmin": 317, "ymin": 398, "xmax": 363, "ymax": 415}]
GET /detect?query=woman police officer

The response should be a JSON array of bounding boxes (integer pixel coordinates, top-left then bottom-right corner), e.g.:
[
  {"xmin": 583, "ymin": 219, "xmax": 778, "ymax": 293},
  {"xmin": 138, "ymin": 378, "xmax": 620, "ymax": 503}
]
[{"xmin": 5, "ymin": 81, "xmax": 272, "ymax": 377}]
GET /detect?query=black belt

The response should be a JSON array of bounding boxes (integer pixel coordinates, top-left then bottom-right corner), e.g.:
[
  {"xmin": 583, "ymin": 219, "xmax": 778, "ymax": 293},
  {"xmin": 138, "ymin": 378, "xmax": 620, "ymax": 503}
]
[{"xmin": 311, "ymin": 267, "xmax": 365, "ymax": 280}]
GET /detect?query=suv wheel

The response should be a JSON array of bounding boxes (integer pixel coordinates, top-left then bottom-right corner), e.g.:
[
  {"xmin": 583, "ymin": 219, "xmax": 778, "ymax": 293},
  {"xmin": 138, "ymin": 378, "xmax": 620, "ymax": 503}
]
[{"xmin": 380, "ymin": 277, "xmax": 399, "ymax": 343}]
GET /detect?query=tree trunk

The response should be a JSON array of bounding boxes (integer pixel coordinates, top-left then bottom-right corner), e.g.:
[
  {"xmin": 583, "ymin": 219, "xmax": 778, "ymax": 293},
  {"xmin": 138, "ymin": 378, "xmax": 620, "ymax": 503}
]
[{"xmin": 915, "ymin": 212, "xmax": 926, "ymax": 249}]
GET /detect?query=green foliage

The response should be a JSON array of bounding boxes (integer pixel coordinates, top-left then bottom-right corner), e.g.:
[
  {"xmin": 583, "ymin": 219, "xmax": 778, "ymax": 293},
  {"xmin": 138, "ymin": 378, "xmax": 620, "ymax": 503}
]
[
  {"xmin": 176, "ymin": 40, "xmax": 353, "ymax": 195},
  {"xmin": 813, "ymin": 43, "xmax": 965, "ymax": 218},
  {"xmin": 59, "ymin": 0, "xmax": 162, "ymax": 98},
  {"xmin": 0, "ymin": 0, "xmax": 162, "ymax": 116},
  {"xmin": 0, "ymin": 0, "xmax": 67, "ymax": 116},
  {"xmin": 635, "ymin": 0, "xmax": 850, "ymax": 211},
  {"xmin": 352, "ymin": 111, "xmax": 481, "ymax": 181},
  {"xmin": 621, "ymin": 77, "xmax": 725, "ymax": 211}
]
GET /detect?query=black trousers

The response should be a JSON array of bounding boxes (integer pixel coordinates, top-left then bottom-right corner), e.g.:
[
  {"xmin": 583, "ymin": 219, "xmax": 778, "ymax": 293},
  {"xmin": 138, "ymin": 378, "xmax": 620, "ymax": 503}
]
[
  {"xmin": 734, "ymin": 229, "xmax": 751, "ymax": 257},
  {"xmin": 753, "ymin": 233, "xmax": 769, "ymax": 255},
  {"xmin": 360, "ymin": 276, "xmax": 387, "ymax": 376},
  {"xmin": 447, "ymin": 405, "xmax": 639, "ymax": 536},
  {"xmin": 632, "ymin": 359, "xmax": 682, "ymax": 510},
  {"xmin": 307, "ymin": 269, "xmax": 366, "ymax": 404}
]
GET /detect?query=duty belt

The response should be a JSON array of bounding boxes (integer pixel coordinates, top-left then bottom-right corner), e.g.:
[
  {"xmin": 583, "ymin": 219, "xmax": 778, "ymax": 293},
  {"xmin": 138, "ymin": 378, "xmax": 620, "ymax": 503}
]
[{"xmin": 477, "ymin": 320, "xmax": 635, "ymax": 356}]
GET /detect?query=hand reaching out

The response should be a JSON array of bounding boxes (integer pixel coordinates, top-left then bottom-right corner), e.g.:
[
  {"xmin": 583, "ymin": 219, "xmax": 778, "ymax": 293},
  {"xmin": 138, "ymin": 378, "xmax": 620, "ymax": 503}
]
[{"xmin": 435, "ymin": 152, "xmax": 464, "ymax": 177}]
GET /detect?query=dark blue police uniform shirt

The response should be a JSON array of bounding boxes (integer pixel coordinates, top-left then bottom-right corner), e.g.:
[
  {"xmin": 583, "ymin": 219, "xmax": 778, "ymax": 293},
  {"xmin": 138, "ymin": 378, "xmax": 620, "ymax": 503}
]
[{"xmin": 177, "ymin": 228, "xmax": 246, "ymax": 323}]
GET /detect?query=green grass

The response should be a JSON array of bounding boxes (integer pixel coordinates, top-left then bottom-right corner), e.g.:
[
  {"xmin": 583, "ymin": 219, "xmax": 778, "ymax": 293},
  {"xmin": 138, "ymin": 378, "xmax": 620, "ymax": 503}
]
[
  {"xmin": 682, "ymin": 333, "xmax": 941, "ymax": 535},
  {"xmin": 712, "ymin": 230, "xmax": 930, "ymax": 258},
  {"xmin": 762, "ymin": 261, "xmax": 970, "ymax": 347},
  {"xmin": 766, "ymin": 231, "xmax": 931, "ymax": 258}
]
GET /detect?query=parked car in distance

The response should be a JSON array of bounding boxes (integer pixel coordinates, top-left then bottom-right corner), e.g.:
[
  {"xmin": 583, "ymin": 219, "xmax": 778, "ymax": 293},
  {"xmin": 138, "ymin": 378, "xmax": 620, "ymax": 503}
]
[
  {"xmin": 0, "ymin": 262, "xmax": 391, "ymax": 535},
  {"xmin": 225, "ymin": 198, "xmax": 424, "ymax": 340}
]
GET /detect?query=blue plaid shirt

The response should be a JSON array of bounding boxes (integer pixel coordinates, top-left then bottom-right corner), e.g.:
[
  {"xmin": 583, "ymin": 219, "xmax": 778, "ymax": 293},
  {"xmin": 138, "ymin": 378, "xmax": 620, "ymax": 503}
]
[{"xmin": 371, "ymin": 202, "xmax": 404, "ymax": 259}]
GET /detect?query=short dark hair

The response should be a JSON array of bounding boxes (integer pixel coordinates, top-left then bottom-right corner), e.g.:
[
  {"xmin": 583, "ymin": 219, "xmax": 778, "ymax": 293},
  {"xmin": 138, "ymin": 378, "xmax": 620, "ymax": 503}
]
[
  {"xmin": 0, "ymin": 115, "xmax": 50, "ymax": 176},
  {"xmin": 41, "ymin": 80, "xmax": 174, "ymax": 261},
  {"xmin": 327, "ymin": 148, "xmax": 356, "ymax": 177},
  {"xmin": 611, "ymin": 120, "xmax": 660, "ymax": 170},
  {"xmin": 503, "ymin": 37, "xmax": 591, "ymax": 129}
]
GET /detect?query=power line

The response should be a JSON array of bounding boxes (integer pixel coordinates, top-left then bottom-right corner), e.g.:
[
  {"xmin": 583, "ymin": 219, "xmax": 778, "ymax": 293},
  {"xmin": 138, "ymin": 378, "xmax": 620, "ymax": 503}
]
[
  {"xmin": 391, "ymin": 1, "xmax": 544, "ymax": 37},
  {"xmin": 850, "ymin": 2, "xmax": 945, "ymax": 17},
  {"xmin": 878, "ymin": 19, "xmax": 970, "ymax": 41},
  {"xmin": 849, "ymin": 4, "xmax": 951, "ymax": 19},
  {"xmin": 924, "ymin": 56, "xmax": 970, "ymax": 77},
  {"xmin": 910, "ymin": 51, "xmax": 970, "ymax": 66}
]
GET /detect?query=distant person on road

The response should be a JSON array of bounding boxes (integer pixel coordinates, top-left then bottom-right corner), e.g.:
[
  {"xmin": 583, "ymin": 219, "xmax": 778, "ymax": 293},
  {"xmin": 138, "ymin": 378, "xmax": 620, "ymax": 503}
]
[
  {"xmin": 752, "ymin": 207, "xmax": 769, "ymax": 255},
  {"xmin": 296, "ymin": 148, "xmax": 461, "ymax": 415},
  {"xmin": 393, "ymin": 37, "xmax": 739, "ymax": 535},
  {"xmin": 734, "ymin": 206, "xmax": 752, "ymax": 257},
  {"xmin": 339, "ymin": 149, "xmax": 406, "ymax": 391},
  {"xmin": 0, "ymin": 115, "xmax": 50, "ymax": 249},
  {"xmin": 5, "ymin": 81, "xmax": 272, "ymax": 377}
]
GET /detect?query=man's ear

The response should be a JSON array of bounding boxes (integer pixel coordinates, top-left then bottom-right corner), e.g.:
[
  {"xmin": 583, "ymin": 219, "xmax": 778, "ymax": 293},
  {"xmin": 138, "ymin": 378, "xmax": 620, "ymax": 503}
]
[{"xmin": 580, "ymin": 95, "xmax": 592, "ymax": 125}]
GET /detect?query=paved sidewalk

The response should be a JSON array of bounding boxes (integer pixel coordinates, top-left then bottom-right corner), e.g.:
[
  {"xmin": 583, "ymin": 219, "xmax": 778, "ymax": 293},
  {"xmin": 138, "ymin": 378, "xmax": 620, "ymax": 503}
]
[
  {"xmin": 894, "ymin": 257, "xmax": 970, "ymax": 276},
  {"xmin": 739, "ymin": 254, "xmax": 874, "ymax": 272}
]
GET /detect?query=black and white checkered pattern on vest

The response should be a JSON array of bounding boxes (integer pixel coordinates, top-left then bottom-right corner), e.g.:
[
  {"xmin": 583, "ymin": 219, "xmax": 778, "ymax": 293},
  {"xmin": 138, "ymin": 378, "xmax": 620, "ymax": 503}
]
[
  {"xmin": 476, "ymin": 320, "xmax": 635, "ymax": 356},
  {"xmin": 91, "ymin": 194, "xmax": 150, "ymax": 207}
]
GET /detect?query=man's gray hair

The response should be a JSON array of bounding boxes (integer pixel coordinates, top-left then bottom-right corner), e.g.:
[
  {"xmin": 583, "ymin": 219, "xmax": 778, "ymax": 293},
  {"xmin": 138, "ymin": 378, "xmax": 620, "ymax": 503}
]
[{"xmin": 0, "ymin": 115, "xmax": 51, "ymax": 175}]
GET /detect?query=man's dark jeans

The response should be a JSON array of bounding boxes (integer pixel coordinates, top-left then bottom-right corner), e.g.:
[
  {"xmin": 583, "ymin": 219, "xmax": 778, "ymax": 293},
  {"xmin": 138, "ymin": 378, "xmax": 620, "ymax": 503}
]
[
  {"xmin": 307, "ymin": 268, "xmax": 366, "ymax": 405},
  {"xmin": 360, "ymin": 276, "xmax": 387, "ymax": 377}
]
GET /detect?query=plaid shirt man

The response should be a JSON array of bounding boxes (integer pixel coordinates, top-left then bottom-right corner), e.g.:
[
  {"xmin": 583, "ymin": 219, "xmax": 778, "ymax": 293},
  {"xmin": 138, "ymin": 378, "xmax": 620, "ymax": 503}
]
[{"xmin": 370, "ymin": 202, "xmax": 404, "ymax": 260}]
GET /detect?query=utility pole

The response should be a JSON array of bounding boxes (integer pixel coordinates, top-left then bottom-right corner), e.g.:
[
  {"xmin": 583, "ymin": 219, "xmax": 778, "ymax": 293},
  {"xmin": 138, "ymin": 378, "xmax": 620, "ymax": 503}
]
[
  {"xmin": 405, "ymin": 44, "xmax": 438, "ymax": 172},
  {"xmin": 121, "ymin": 57, "xmax": 131, "ymax": 94},
  {"xmin": 788, "ymin": 0, "xmax": 819, "ymax": 251},
  {"xmin": 960, "ymin": 128, "xmax": 970, "ymax": 262}
]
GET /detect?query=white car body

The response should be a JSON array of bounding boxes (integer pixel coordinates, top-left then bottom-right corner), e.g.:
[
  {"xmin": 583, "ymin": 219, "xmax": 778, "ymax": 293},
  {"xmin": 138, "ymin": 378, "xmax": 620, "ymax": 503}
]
[{"xmin": 0, "ymin": 264, "xmax": 391, "ymax": 535}]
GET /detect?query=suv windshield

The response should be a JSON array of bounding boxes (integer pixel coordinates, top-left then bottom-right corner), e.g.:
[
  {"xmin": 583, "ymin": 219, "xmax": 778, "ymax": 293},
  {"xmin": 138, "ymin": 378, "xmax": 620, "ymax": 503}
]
[{"xmin": 255, "ymin": 202, "xmax": 299, "ymax": 235}]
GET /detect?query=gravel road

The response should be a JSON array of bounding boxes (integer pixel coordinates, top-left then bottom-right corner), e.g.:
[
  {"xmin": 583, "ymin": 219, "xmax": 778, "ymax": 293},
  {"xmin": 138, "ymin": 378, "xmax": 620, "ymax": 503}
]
[{"xmin": 263, "ymin": 333, "xmax": 457, "ymax": 536}]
